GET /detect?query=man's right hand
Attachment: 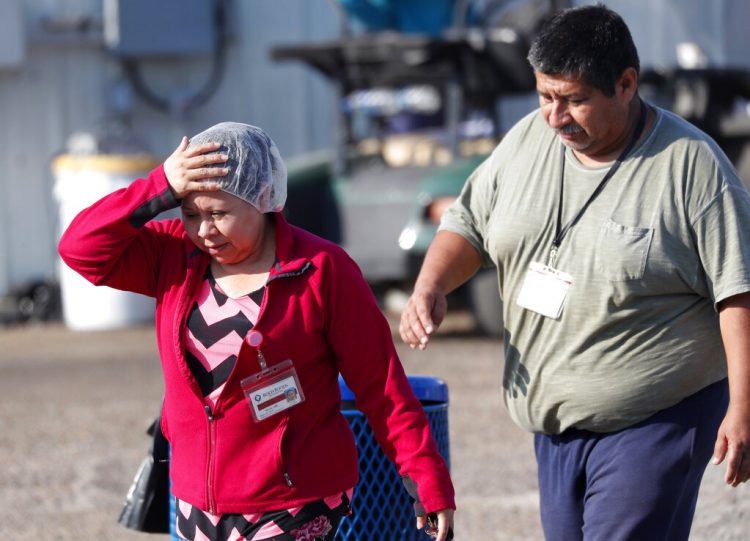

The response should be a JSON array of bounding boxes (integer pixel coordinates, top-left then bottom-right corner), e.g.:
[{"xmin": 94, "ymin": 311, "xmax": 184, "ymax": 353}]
[
  {"xmin": 399, "ymin": 285, "xmax": 447, "ymax": 350},
  {"xmin": 399, "ymin": 231, "xmax": 483, "ymax": 349}
]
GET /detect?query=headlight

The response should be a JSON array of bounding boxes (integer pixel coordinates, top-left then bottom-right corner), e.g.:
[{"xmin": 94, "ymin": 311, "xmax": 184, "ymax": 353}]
[{"xmin": 398, "ymin": 227, "xmax": 418, "ymax": 250}]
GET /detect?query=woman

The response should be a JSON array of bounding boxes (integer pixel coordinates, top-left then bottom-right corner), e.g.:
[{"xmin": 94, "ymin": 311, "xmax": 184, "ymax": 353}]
[{"xmin": 58, "ymin": 122, "xmax": 455, "ymax": 541}]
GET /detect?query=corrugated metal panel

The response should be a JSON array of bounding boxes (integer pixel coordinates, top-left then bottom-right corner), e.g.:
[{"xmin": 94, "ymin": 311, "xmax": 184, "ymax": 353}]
[
  {"xmin": 585, "ymin": 0, "xmax": 750, "ymax": 68},
  {"xmin": 0, "ymin": 0, "xmax": 338, "ymax": 297},
  {"xmin": 0, "ymin": 0, "xmax": 25, "ymax": 68},
  {"xmin": 0, "ymin": 47, "xmax": 108, "ymax": 291}
]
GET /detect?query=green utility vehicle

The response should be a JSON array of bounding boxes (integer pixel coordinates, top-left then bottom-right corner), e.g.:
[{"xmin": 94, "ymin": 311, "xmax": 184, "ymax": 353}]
[{"xmin": 275, "ymin": 1, "xmax": 565, "ymax": 335}]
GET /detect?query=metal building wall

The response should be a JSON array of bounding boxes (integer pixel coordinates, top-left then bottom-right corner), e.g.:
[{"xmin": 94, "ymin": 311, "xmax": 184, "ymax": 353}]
[
  {"xmin": 0, "ymin": 0, "xmax": 338, "ymax": 297},
  {"xmin": 3, "ymin": 0, "xmax": 750, "ymax": 299},
  {"xmin": 600, "ymin": 0, "xmax": 750, "ymax": 69}
]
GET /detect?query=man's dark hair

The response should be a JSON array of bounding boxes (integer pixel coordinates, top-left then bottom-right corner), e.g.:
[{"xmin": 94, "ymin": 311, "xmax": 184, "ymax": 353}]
[{"xmin": 527, "ymin": 3, "xmax": 640, "ymax": 96}]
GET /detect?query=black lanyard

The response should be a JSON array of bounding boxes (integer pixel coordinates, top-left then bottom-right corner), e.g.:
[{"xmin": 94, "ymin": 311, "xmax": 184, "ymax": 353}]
[{"xmin": 550, "ymin": 99, "xmax": 648, "ymax": 265}]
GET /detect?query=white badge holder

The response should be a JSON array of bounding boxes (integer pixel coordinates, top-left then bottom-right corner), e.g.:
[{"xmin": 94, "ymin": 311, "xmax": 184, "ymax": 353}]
[
  {"xmin": 241, "ymin": 358, "xmax": 305, "ymax": 422},
  {"xmin": 516, "ymin": 261, "xmax": 573, "ymax": 319}
]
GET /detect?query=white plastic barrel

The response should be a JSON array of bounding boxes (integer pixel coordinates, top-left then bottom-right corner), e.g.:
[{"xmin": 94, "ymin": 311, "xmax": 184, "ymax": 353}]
[{"xmin": 53, "ymin": 153, "xmax": 160, "ymax": 331}]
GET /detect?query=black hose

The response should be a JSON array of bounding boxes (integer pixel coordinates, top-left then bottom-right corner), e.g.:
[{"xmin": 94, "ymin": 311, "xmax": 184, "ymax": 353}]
[{"xmin": 121, "ymin": 0, "xmax": 229, "ymax": 114}]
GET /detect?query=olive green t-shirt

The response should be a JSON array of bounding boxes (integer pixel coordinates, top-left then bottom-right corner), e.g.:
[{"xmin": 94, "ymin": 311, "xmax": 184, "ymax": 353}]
[{"xmin": 440, "ymin": 106, "xmax": 750, "ymax": 433}]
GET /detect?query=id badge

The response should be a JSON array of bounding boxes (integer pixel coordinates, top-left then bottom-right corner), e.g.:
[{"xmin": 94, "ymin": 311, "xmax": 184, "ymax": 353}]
[
  {"xmin": 516, "ymin": 261, "xmax": 573, "ymax": 319},
  {"xmin": 241, "ymin": 359, "xmax": 305, "ymax": 422}
]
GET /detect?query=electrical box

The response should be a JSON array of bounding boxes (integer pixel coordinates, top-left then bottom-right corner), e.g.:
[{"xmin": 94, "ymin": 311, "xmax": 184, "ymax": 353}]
[
  {"xmin": 0, "ymin": 0, "xmax": 25, "ymax": 69},
  {"xmin": 103, "ymin": 0, "xmax": 216, "ymax": 57}
]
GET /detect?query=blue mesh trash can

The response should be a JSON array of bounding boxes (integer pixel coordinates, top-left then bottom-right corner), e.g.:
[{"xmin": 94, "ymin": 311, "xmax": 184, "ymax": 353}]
[
  {"xmin": 336, "ymin": 374, "xmax": 450, "ymax": 541},
  {"xmin": 168, "ymin": 375, "xmax": 450, "ymax": 541},
  {"xmin": 169, "ymin": 452, "xmax": 179, "ymax": 541}
]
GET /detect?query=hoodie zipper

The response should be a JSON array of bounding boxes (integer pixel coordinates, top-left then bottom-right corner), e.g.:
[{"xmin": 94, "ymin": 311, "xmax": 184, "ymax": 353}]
[
  {"xmin": 196, "ymin": 259, "xmax": 309, "ymax": 498},
  {"xmin": 278, "ymin": 415, "xmax": 294, "ymax": 487},
  {"xmin": 284, "ymin": 472, "xmax": 294, "ymax": 487},
  {"xmin": 204, "ymin": 404, "xmax": 217, "ymax": 514}
]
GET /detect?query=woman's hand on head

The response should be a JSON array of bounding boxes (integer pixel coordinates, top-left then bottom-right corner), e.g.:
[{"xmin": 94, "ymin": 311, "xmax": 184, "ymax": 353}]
[{"xmin": 163, "ymin": 136, "xmax": 229, "ymax": 200}]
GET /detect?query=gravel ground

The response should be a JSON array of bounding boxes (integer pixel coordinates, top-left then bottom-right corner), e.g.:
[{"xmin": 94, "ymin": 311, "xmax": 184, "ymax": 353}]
[{"xmin": 0, "ymin": 319, "xmax": 747, "ymax": 540}]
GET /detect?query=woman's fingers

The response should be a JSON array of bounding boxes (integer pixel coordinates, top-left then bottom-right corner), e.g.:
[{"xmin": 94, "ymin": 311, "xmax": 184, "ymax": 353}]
[
  {"xmin": 184, "ymin": 151, "xmax": 229, "ymax": 170},
  {"xmin": 164, "ymin": 137, "xmax": 229, "ymax": 199},
  {"xmin": 184, "ymin": 165, "xmax": 229, "ymax": 180},
  {"xmin": 182, "ymin": 140, "xmax": 221, "ymax": 157}
]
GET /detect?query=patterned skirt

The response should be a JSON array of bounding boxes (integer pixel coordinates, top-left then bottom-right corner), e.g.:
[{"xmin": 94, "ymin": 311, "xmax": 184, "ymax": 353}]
[{"xmin": 175, "ymin": 490, "xmax": 353, "ymax": 541}]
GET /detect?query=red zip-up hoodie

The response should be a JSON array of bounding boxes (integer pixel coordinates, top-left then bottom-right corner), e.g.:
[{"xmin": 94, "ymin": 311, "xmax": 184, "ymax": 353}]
[{"xmin": 58, "ymin": 165, "xmax": 455, "ymax": 515}]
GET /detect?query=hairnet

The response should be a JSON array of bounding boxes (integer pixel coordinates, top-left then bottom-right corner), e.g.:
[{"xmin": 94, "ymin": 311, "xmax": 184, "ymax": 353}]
[{"xmin": 188, "ymin": 122, "xmax": 287, "ymax": 213}]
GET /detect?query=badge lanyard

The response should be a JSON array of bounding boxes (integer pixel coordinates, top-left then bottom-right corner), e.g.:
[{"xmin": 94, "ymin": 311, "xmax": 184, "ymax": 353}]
[{"xmin": 549, "ymin": 99, "xmax": 648, "ymax": 266}]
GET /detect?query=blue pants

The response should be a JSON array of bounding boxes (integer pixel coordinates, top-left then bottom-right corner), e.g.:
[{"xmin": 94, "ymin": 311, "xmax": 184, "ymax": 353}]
[{"xmin": 534, "ymin": 379, "xmax": 728, "ymax": 541}]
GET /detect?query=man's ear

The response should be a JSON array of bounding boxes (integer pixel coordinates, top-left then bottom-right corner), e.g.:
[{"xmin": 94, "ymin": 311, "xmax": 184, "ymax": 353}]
[{"xmin": 617, "ymin": 67, "xmax": 639, "ymax": 101}]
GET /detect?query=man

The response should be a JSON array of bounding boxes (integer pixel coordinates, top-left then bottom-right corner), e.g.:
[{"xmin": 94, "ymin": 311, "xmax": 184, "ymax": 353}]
[{"xmin": 400, "ymin": 4, "xmax": 750, "ymax": 540}]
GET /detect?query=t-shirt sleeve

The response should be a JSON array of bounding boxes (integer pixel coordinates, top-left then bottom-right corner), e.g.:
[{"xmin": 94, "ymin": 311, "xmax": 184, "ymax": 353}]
[
  {"xmin": 438, "ymin": 151, "xmax": 499, "ymax": 267},
  {"xmin": 438, "ymin": 112, "xmax": 537, "ymax": 268},
  {"xmin": 690, "ymin": 165, "xmax": 750, "ymax": 307}
]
